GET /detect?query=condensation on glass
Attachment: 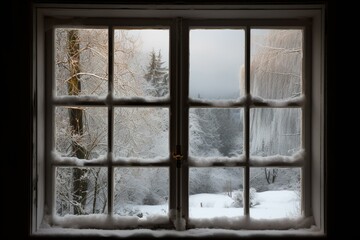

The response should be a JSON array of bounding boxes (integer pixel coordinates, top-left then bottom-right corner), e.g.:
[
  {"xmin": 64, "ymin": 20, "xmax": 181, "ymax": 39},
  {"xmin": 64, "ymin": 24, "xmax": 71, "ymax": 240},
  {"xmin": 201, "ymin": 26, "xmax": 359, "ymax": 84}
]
[{"xmin": 250, "ymin": 108, "xmax": 301, "ymax": 157}]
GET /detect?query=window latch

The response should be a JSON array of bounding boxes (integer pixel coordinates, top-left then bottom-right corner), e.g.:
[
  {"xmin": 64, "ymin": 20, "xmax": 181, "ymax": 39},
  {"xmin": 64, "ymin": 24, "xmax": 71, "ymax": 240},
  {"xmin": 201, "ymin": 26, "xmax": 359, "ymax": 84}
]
[{"xmin": 173, "ymin": 145, "xmax": 183, "ymax": 161}]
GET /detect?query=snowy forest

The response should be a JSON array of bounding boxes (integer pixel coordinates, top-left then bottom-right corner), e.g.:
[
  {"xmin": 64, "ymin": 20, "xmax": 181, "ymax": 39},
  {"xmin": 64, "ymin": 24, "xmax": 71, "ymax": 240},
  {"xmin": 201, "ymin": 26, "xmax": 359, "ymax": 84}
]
[{"xmin": 54, "ymin": 28, "xmax": 302, "ymax": 219}]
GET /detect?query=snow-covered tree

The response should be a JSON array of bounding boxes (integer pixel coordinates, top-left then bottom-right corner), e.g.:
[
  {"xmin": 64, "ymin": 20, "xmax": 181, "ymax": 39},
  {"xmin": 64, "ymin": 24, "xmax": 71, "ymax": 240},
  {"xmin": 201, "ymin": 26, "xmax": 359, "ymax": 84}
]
[
  {"xmin": 144, "ymin": 50, "xmax": 169, "ymax": 97},
  {"xmin": 189, "ymin": 108, "xmax": 222, "ymax": 157}
]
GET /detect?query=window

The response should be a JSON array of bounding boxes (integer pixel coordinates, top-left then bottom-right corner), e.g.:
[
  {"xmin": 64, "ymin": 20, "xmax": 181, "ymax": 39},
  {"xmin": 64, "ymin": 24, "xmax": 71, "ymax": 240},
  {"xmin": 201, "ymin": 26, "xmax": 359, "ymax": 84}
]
[{"xmin": 33, "ymin": 4, "xmax": 325, "ymax": 237}]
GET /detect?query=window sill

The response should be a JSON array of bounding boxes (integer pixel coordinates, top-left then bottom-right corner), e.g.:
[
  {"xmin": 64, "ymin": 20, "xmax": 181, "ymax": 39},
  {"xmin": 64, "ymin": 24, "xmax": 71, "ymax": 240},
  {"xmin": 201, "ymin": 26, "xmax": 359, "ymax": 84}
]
[{"xmin": 34, "ymin": 226, "xmax": 324, "ymax": 238}]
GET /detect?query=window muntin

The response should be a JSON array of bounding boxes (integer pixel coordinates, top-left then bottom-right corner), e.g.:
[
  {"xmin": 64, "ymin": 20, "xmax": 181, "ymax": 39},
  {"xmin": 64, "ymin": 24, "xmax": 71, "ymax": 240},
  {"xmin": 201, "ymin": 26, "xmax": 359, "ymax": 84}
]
[{"xmin": 45, "ymin": 20, "xmax": 310, "ymax": 231}]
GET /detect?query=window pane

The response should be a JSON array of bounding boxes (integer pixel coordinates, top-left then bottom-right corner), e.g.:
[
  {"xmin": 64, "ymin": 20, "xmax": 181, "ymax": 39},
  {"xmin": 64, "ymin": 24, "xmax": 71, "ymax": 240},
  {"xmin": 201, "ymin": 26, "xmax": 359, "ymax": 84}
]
[
  {"xmin": 189, "ymin": 168, "xmax": 243, "ymax": 218},
  {"xmin": 114, "ymin": 168, "xmax": 169, "ymax": 218},
  {"xmin": 55, "ymin": 28, "xmax": 108, "ymax": 96},
  {"xmin": 114, "ymin": 108, "xmax": 169, "ymax": 159},
  {"xmin": 189, "ymin": 108, "xmax": 243, "ymax": 158},
  {"xmin": 55, "ymin": 107, "xmax": 108, "ymax": 160},
  {"xmin": 190, "ymin": 29, "xmax": 245, "ymax": 100},
  {"xmin": 251, "ymin": 29, "xmax": 303, "ymax": 100},
  {"xmin": 55, "ymin": 167, "xmax": 108, "ymax": 216},
  {"xmin": 250, "ymin": 168, "xmax": 301, "ymax": 219},
  {"xmin": 250, "ymin": 108, "xmax": 301, "ymax": 157},
  {"xmin": 114, "ymin": 29, "xmax": 169, "ymax": 98}
]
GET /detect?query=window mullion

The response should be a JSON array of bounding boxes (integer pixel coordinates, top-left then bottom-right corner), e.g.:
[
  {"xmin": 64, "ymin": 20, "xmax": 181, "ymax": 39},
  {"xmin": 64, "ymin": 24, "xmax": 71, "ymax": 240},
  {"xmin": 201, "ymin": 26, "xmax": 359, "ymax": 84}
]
[
  {"xmin": 243, "ymin": 26, "xmax": 251, "ymax": 216},
  {"xmin": 107, "ymin": 25, "xmax": 114, "ymax": 216}
]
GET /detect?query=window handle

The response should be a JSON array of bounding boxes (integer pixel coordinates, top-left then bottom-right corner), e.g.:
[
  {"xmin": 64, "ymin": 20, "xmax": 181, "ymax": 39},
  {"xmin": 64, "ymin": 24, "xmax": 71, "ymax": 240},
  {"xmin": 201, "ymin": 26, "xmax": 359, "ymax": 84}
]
[{"xmin": 173, "ymin": 145, "xmax": 183, "ymax": 160}]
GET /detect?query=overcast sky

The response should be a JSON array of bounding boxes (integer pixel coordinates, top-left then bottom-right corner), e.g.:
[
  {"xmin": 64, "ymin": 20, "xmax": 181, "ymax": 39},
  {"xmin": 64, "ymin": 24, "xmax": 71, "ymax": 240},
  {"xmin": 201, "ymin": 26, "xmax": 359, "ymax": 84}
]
[{"xmin": 126, "ymin": 29, "xmax": 245, "ymax": 99}]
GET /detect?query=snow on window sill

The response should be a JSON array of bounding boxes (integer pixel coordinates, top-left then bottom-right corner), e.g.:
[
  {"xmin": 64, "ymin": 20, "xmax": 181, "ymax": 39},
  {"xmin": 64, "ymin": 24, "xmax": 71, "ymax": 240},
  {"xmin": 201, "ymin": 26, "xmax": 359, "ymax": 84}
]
[
  {"xmin": 35, "ymin": 215, "xmax": 323, "ymax": 238},
  {"xmin": 35, "ymin": 225, "xmax": 323, "ymax": 238}
]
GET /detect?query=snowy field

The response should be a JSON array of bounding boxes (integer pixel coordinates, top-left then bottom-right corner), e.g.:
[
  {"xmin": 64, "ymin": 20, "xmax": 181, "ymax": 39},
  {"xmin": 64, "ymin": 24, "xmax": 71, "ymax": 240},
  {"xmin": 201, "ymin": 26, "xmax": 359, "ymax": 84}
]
[{"xmin": 120, "ymin": 190, "xmax": 300, "ymax": 219}]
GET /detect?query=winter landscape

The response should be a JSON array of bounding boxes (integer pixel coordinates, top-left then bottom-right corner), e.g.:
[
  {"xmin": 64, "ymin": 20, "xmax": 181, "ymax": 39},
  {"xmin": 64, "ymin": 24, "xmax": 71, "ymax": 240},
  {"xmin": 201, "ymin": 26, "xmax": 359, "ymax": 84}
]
[{"xmin": 53, "ymin": 28, "xmax": 303, "ymax": 222}]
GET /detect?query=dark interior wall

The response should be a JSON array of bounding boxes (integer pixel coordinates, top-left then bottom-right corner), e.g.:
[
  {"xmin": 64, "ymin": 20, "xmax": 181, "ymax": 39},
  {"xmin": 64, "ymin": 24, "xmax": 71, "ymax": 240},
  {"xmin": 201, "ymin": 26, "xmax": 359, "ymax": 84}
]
[{"xmin": 10, "ymin": 0, "xmax": 335, "ymax": 239}]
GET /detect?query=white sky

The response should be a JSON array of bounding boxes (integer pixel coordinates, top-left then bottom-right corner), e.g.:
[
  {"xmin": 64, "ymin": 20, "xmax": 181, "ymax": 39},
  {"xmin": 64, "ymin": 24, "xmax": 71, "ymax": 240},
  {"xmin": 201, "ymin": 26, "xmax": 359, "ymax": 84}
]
[{"xmin": 124, "ymin": 29, "xmax": 247, "ymax": 99}]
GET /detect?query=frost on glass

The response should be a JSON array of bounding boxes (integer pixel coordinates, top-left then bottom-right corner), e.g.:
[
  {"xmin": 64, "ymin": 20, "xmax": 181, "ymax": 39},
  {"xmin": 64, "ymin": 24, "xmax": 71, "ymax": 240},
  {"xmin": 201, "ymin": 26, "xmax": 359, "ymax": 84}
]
[
  {"xmin": 189, "ymin": 108, "xmax": 243, "ymax": 158},
  {"xmin": 55, "ymin": 28, "xmax": 108, "ymax": 96},
  {"xmin": 250, "ymin": 29, "xmax": 303, "ymax": 100},
  {"xmin": 189, "ymin": 29, "xmax": 245, "ymax": 100},
  {"xmin": 114, "ymin": 168, "xmax": 169, "ymax": 217},
  {"xmin": 189, "ymin": 168, "xmax": 243, "ymax": 218},
  {"xmin": 250, "ymin": 168, "xmax": 301, "ymax": 219},
  {"xmin": 55, "ymin": 167, "xmax": 108, "ymax": 216},
  {"xmin": 114, "ymin": 108, "xmax": 169, "ymax": 159},
  {"xmin": 250, "ymin": 108, "xmax": 301, "ymax": 157},
  {"xmin": 114, "ymin": 29, "xmax": 169, "ymax": 98},
  {"xmin": 55, "ymin": 107, "xmax": 108, "ymax": 160}
]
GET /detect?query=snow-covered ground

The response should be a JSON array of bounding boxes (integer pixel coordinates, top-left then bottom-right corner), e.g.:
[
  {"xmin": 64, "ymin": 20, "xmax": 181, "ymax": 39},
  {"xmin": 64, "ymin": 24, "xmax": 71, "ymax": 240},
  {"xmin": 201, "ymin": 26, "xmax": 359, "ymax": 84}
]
[{"xmin": 122, "ymin": 190, "xmax": 300, "ymax": 219}]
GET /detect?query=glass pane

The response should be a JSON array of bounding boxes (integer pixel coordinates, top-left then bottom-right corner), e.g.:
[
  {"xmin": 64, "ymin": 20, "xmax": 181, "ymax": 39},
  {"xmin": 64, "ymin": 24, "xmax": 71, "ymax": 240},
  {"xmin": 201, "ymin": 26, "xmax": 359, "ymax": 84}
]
[
  {"xmin": 250, "ymin": 108, "xmax": 301, "ymax": 157},
  {"xmin": 190, "ymin": 29, "xmax": 245, "ymax": 100},
  {"xmin": 189, "ymin": 168, "xmax": 243, "ymax": 218},
  {"xmin": 55, "ymin": 28, "xmax": 108, "ymax": 96},
  {"xmin": 114, "ymin": 29, "xmax": 169, "ymax": 98},
  {"xmin": 250, "ymin": 168, "xmax": 301, "ymax": 219},
  {"xmin": 114, "ymin": 168, "xmax": 169, "ymax": 218},
  {"xmin": 55, "ymin": 167, "xmax": 108, "ymax": 216},
  {"xmin": 189, "ymin": 108, "xmax": 243, "ymax": 158},
  {"xmin": 55, "ymin": 107, "xmax": 108, "ymax": 160},
  {"xmin": 251, "ymin": 29, "xmax": 303, "ymax": 100},
  {"xmin": 114, "ymin": 108, "xmax": 169, "ymax": 159}
]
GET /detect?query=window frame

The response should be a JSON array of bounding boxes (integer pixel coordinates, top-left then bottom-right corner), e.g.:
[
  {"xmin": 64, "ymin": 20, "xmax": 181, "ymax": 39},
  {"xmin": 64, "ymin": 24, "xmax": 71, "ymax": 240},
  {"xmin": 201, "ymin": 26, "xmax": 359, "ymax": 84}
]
[{"xmin": 32, "ymin": 4, "xmax": 325, "ymax": 237}]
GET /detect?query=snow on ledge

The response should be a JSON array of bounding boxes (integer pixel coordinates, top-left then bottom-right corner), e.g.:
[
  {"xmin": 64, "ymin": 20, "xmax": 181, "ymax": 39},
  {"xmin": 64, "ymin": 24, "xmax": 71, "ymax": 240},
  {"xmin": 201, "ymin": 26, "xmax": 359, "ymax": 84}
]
[
  {"xmin": 251, "ymin": 94, "xmax": 305, "ymax": 107},
  {"xmin": 36, "ymin": 215, "xmax": 322, "ymax": 238},
  {"xmin": 113, "ymin": 156, "xmax": 169, "ymax": 164},
  {"xmin": 250, "ymin": 149, "xmax": 305, "ymax": 166},
  {"xmin": 53, "ymin": 95, "xmax": 107, "ymax": 103},
  {"xmin": 188, "ymin": 155, "xmax": 246, "ymax": 167},
  {"xmin": 52, "ymin": 151, "xmax": 108, "ymax": 166},
  {"xmin": 189, "ymin": 97, "xmax": 246, "ymax": 107}
]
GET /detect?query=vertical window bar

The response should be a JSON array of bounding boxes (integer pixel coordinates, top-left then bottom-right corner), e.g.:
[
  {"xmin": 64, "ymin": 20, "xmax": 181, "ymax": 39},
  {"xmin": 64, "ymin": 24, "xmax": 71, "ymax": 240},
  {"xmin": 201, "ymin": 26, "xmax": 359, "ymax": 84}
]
[
  {"xmin": 181, "ymin": 19, "xmax": 190, "ymax": 223},
  {"xmin": 46, "ymin": 27, "xmax": 56, "ymax": 219},
  {"xmin": 303, "ymin": 24, "xmax": 312, "ymax": 218},
  {"xmin": 169, "ymin": 20, "xmax": 178, "ymax": 221},
  {"xmin": 107, "ymin": 26, "xmax": 114, "ymax": 215},
  {"xmin": 243, "ymin": 26, "xmax": 251, "ymax": 216}
]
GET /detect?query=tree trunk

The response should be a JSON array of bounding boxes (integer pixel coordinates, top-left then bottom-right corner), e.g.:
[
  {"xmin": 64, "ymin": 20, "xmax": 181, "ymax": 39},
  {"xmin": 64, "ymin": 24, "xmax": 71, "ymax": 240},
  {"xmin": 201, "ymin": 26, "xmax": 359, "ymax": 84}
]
[
  {"xmin": 92, "ymin": 169, "xmax": 100, "ymax": 213},
  {"xmin": 67, "ymin": 30, "xmax": 88, "ymax": 215}
]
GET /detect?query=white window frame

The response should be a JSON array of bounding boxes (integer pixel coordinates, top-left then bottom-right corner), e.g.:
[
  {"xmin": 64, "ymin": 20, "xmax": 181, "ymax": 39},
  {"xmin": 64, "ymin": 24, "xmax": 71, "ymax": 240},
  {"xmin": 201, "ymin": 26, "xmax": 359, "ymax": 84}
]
[{"xmin": 32, "ymin": 4, "xmax": 325, "ymax": 237}]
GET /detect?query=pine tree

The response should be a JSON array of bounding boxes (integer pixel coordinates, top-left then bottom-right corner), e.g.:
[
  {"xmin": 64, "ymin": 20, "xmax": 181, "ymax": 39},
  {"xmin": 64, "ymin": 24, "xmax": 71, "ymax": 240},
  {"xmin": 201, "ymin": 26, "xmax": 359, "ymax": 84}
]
[{"xmin": 144, "ymin": 50, "xmax": 169, "ymax": 97}]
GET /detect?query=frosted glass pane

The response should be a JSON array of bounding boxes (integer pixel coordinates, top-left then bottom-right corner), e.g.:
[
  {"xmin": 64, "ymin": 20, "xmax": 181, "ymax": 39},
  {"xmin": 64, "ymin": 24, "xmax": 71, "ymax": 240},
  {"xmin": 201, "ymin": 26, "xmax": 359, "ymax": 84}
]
[
  {"xmin": 250, "ymin": 108, "xmax": 301, "ymax": 157},
  {"xmin": 114, "ymin": 168, "xmax": 169, "ymax": 218},
  {"xmin": 114, "ymin": 108, "xmax": 169, "ymax": 159},
  {"xmin": 251, "ymin": 29, "xmax": 303, "ymax": 100}
]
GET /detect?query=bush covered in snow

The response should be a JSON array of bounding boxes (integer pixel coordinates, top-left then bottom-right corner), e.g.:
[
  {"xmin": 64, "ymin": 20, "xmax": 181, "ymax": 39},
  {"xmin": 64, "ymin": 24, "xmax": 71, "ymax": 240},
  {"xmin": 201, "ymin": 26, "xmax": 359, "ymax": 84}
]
[{"xmin": 231, "ymin": 188, "xmax": 259, "ymax": 208}]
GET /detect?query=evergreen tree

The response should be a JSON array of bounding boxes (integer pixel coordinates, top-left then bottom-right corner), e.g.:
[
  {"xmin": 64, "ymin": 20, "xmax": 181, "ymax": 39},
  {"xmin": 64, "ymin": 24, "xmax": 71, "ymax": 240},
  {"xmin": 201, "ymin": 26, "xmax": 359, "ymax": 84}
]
[{"xmin": 144, "ymin": 50, "xmax": 169, "ymax": 97}]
